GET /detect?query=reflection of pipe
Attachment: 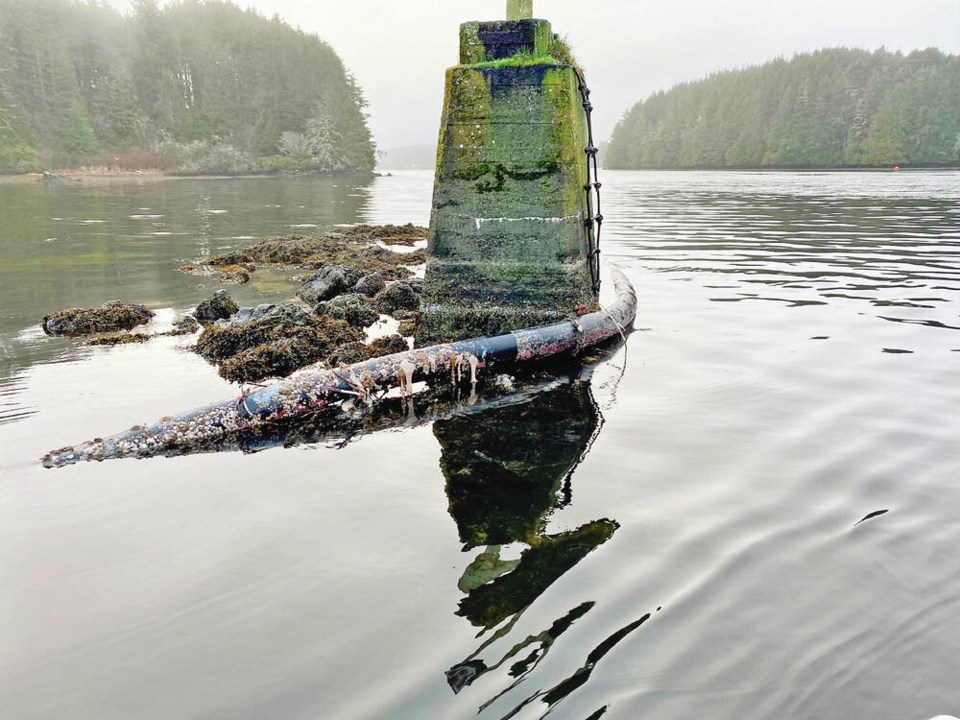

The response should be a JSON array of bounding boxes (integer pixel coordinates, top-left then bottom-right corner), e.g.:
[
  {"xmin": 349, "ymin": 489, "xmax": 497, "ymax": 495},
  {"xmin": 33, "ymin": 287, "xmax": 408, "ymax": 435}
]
[
  {"xmin": 43, "ymin": 268, "xmax": 635, "ymax": 468},
  {"xmin": 501, "ymin": 611, "xmax": 655, "ymax": 718}
]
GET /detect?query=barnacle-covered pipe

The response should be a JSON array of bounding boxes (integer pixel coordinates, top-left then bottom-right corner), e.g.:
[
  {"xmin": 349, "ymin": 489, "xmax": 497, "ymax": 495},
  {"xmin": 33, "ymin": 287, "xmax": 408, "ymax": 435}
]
[{"xmin": 42, "ymin": 268, "xmax": 635, "ymax": 468}]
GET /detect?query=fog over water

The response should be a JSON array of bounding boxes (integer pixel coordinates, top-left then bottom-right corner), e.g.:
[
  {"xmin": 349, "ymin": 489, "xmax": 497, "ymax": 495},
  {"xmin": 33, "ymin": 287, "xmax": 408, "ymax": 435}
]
[{"xmin": 103, "ymin": 0, "xmax": 960, "ymax": 149}]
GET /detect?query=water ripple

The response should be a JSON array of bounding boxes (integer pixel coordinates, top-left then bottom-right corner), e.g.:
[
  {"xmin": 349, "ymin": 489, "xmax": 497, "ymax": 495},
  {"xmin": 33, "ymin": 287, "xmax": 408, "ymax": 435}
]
[{"xmin": 605, "ymin": 176, "xmax": 960, "ymax": 365}]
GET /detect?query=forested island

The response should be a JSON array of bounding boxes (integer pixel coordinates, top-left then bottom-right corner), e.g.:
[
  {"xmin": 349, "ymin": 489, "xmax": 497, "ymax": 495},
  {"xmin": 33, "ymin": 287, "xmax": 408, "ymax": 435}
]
[
  {"xmin": 606, "ymin": 48, "xmax": 960, "ymax": 169},
  {"xmin": 0, "ymin": 0, "xmax": 375, "ymax": 175}
]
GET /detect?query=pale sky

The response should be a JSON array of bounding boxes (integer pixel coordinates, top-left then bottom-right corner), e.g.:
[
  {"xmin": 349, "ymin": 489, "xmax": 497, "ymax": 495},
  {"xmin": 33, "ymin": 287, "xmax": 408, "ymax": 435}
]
[{"xmin": 107, "ymin": 0, "xmax": 960, "ymax": 150}]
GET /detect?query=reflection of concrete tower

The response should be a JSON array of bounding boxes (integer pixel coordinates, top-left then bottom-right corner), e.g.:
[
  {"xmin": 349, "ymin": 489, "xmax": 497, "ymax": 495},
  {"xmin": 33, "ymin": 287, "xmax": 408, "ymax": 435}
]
[
  {"xmin": 433, "ymin": 379, "xmax": 617, "ymax": 630},
  {"xmin": 436, "ymin": 380, "xmax": 598, "ymax": 549},
  {"xmin": 416, "ymin": 3, "xmax": 596, "ymax": 345}
]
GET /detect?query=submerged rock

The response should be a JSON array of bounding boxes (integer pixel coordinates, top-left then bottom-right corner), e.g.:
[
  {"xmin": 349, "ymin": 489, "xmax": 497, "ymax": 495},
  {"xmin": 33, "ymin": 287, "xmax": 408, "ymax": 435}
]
[
  {"xmin": 178, "ymin": 262, "xmax": 252, "ymax": 284},
  {"xmin": 86, "ymin": 333, "xmax": 153, "ymax": 346},
  {"xmin": 298, "ymin": 265, "xmax": 361, "ymax": 305},
  {"xmin": 195, "ymin": 289, "xmax": 239, "ymax": 322},
  {"xmin": 374, "ymin": 281, "xmax": 421, "ymax": 314},
  {"xmin": 314, "ymin": 293, "xmax": 379, "ymax": 328},
  {"xmin": 42, "ymin": 301, "xmax": 154, "ymax": 337}
]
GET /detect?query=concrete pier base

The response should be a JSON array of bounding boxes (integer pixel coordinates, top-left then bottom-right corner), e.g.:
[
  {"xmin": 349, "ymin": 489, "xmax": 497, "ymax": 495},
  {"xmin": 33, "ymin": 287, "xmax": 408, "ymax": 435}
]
[{"xmin": 416, "ymin": 18, "xmax": 596, "ymax": 346}]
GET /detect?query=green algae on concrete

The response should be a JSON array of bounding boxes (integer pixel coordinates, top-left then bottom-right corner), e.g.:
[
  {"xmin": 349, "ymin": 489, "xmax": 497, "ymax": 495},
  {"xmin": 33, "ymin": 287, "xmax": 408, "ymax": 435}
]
[
  {"xmin": 506, "ymin": 0, "xmax": 534, "ymax": 21},
  {"xmin": 417, "ymin": 17, "xmax": 595, "ymax": 345},
  {"xmin": 459, "ymin": 19, "xmax": 552, "ymax": 65}
]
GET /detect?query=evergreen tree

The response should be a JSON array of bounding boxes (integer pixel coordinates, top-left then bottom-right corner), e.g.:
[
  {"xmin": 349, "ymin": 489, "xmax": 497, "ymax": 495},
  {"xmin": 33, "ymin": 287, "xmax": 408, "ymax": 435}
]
[
  {"xmin": 0, "ymin": 103, "xmax": 40, "ymax": 172},
  {"xmin": 63, "ymin": 99, "xmax": 98, "ymax": 156},
  {"xmin": 305, "ymin": 104, "xmax": 348, "ymax": 171}
]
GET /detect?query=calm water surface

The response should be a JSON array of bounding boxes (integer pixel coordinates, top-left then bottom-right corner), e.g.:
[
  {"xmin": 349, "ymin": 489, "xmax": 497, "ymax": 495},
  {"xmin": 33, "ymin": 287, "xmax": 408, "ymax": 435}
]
[{"xmin": 1, "ymin": 170, "xmax": 959, "ymax": 719}]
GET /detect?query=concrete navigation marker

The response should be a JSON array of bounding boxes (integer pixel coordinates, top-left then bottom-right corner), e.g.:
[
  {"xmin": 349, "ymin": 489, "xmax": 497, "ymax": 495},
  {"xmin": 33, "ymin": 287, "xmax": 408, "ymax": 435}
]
[
  {"xmin": 506, "ymin": 0, "xmax": 533, "ymax": 20},
  {"xmin": 416, "ymin": 9, "xmax": 597, "ymax": 345}
]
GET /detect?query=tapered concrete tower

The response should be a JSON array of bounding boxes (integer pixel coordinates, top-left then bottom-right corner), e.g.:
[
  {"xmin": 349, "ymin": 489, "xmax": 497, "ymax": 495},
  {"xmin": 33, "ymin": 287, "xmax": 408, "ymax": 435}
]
[{"xmin": 416, "ymin": 2, "xmax": 597, "ymax": 345}]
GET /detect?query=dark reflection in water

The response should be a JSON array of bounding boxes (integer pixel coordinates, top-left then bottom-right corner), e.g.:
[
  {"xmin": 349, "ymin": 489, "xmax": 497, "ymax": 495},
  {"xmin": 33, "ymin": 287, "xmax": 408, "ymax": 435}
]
[
  {"xmin": 494, "ymin": 612, "xmax": 653, "ymax": 720},
  {"xmin": 438, "ymin": 380, "xmax": 616, "ymax": 629},
  {"xmin": 445, "ymin": 601, "xmax": 594, "ymax": 697},
  {"xmin": 0, "ymin": 374, "xmax": 36, "ymax": 426},
  {"xmin": 434, "ymin": 362, "xmax": 649, "ymax": 716},
  {"xmin": 439, "ymin": 378, "xmax": 604, "ymax": 548},
  {"xmin": 855, "ymin": 509, "xmax": 890, "ymax": 526}
]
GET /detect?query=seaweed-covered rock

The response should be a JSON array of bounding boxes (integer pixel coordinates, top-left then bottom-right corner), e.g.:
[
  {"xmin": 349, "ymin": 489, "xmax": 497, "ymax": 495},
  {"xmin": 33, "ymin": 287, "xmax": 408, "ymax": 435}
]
[
  {"xmin": 407, "ymin": 278, "xmax": 424, "ymax": 295},
  {"xmin": 314, "ymin": 293, "xmax": 380, "ymax": 328},
  {"xmin": 42, "ymin": 301, "xmax": 154, "ymax": 337},
  {"xmin": 353, "ymin": 272, "xmax": 386, "ymax": 298},
  {"xmin": 357, "ymin": 223, "xmax": 428, "ymax": 247},
  {"xmin": 217, "ymin": 335, "xmax": 331, "ymax": 384},
  {"xmin": 326, "ymin": 341, "xmax": 375, "ymax": 367},
  {"xmin": 170, "ymin": 314, "xmax": 201, "ymax": 336},
  {"xmin": 196, "ymin": 302, "xmax": 362, "ymax": 382},
  {"xmin": 369, "ymin": 334, "xmax": 410, "ymax": 356},
  {"xmin": 326, "ymin": 334, "xmax": 410, "ymax": 366},
  {"xmin": 400, "ymin": 249, "xmax": 428, "ymax": 266},
  {"xmin": 217, "ymin": 303, "xmax": 279, "ymax": 329},
  {"xmin": 395, "ymin": 310, "xmax": 420, "ymax": 337},
  {"xmin": 178, "ymin": 262, "xmax": 252, "ymax": 284},
  {"xmin": 213, "ymin": 264, "xmax": 252, "ymax": 284},
  {"xmin": 374, "ymin": 281, "xmax": 421, "ymax": 314},
  {"xmin": 197, "ymin": 304, "xmax": 315, "ymax": 360},
  {"xmin": 195, "ymin": 289, "xmax": 239, "ymax": 322},
  {"xmin": 179, "ymin": 226, "xmax": 428, "ymax": 286},
  {"xmin": 298, "ymin": 265, "xmax": 361, "ymax": 305}
]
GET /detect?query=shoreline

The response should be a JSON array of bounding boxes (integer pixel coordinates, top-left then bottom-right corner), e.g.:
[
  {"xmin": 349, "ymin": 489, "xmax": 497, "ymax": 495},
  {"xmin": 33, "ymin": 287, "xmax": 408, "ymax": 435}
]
[
  {"xmin": 0, "ymin": 168, "xmax": 381, "ymax": 186},
  {"xmin": 4, "ymin": 166, "xmax": 956, "ymax": 186}
]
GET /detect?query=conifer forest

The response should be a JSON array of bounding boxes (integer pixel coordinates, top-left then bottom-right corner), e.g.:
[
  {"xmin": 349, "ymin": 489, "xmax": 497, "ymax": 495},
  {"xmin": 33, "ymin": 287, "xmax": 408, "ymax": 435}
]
[
  {"xmin": 606, "ymin": 48, "xmax": 960, "ymax": 169},
  {"xmin": 0, "ymin": 0, "xmax": 376, "ymax": 174}
]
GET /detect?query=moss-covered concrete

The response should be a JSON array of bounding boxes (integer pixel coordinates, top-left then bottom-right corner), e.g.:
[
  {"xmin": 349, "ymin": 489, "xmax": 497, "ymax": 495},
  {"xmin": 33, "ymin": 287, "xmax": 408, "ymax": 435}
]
[
  {"xmin": 459, "ymin": 19, "xmax": 552, "ymax": 65},
  {"xmin": 418, "ymin": 18, "xmax": 595, "ymax": 345},
  {"xmin": 506, "ymin": 0, "xmax": 534, "ymax": 21}
]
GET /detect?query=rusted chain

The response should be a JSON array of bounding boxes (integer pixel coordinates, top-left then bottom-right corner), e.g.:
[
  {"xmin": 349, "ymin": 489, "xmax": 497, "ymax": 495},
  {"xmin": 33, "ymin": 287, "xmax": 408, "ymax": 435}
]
[{"xmin": 574, "ymin": 68, "xmax": 603, "ymax": 296}]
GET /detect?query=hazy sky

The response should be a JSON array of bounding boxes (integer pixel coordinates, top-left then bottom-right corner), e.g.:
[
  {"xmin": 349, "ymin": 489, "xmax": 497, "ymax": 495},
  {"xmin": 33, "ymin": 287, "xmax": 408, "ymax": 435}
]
[{"xmin": 107, "ymin": 0, "xmax": 960, "ymax": 149}]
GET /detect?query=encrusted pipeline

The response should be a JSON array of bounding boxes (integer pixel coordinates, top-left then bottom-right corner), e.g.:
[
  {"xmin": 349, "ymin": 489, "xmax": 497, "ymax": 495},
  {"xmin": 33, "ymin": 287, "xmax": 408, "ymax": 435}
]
[{"xmin": 42, "ymin": 268, "xmax": 635, "ymax": 468}]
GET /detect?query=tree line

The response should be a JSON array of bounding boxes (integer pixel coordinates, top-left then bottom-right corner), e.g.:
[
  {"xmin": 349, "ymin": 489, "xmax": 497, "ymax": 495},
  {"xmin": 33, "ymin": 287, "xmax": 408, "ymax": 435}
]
[
  {"xmin": 605, "ymin": 48, "xmax": 960, "ymax": 169},
  {"xmin": 0, "ymin": 0, "xmax": 376, "ymax": 174}
]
